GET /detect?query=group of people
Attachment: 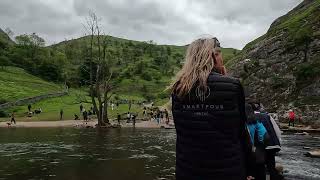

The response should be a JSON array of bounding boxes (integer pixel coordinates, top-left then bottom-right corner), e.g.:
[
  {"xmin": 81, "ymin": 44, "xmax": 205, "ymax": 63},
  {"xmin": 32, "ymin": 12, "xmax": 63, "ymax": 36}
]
[
  {"xmin": 144, "ymin": 107, "xmax": 169, "ymax": 124},
  {"xmin": 171, "ymin": 37, "xmax": 283, "ymax": 180},
  {"xmin": 245, "ymin": 102, "xmax": 282, "ymax": 180},
  {"xmin": 74, "ymin": 104, "xmax": 95, "ymax": 121}
]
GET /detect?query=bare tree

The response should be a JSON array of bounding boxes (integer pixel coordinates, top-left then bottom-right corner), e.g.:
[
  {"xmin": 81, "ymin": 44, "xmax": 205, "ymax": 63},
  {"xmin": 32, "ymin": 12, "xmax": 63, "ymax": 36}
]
[{"xmin": 84, "ymin": 12, "xmax": 114, "ymax": 127}]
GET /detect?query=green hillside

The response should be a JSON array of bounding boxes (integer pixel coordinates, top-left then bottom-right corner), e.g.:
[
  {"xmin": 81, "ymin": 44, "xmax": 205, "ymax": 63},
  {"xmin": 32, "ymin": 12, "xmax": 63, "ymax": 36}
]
[
  {"xmin": 0, "ymin": 67, "xmax": 63, "ymax": 103},
  {"xmin": 0, "ymin": 30, "xmax": 239, "ymax": 121},
  {"xmin": 52, "ymin": 35, "xmax": 238, "ymax": 100}
]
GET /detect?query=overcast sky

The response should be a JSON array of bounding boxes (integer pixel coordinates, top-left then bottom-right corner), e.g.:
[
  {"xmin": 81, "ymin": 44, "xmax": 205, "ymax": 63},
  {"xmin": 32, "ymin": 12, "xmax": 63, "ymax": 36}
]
[{"xmin": 0, "ymin": 0, "xmax": 302, "ymax": 49}]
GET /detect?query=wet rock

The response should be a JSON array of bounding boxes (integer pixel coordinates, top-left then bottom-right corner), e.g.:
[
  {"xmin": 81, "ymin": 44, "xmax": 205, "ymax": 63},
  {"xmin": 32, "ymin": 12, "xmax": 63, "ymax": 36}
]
[
  {"xmin": 294, "ymin": 132, "xmax": 309, "ymax": 136},
  {"xmin": 275, "ymin": 163, "xmax": 284, "ymax": 178},
  {"xmin": 305, "ymin": 149, "xmax": 320, "ymax": 158}
]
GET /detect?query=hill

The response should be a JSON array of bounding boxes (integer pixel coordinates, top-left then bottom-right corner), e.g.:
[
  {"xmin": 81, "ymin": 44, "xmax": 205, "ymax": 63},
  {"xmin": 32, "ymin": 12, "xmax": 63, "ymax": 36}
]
[
  {"xmin": 0, "ymin": 67, "xmax": 63, "ymax": 103},
  {"xmin": 0, "ymin": 29, "xmax": 239, "ymax": 121},
  {"xmin": 0, "ymin": 28, "xmax": 14, "ymax": 46},
  {"xmin": 227, "ymin": 0, "xmax": 320, "ymax": 124},
  {"xmin": 51, "ymin": 35, "xmax": 239, "ymax": 101}
]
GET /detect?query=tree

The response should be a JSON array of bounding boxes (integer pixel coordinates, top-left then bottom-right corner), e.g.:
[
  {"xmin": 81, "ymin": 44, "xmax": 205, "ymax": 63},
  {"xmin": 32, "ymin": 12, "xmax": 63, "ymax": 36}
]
[
  {"xmin": 0, "ymin": 56, "xmax": 10, "ymax": 69},
  {"xmin": 83, "ymin": 12, "xmax": 114, "ymax": 127},
  {"xmin": 15, "ymin": 33, "xmax": 45, "ymax": 62},
  {"xmin": 293, "ymin": 27, "xmax": 313, "ymax": 62}
]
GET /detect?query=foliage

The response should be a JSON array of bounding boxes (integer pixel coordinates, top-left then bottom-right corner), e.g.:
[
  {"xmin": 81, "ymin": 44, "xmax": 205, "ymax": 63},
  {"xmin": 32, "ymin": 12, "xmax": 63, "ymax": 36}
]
[{"xmin": 294, "ymin": 60, "xmax": 320, "ymax": 83}]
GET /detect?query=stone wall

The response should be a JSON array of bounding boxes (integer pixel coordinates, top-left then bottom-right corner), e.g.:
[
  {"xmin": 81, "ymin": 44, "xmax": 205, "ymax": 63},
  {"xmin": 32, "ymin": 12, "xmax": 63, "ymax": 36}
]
[{"xmin": 0, "ymin": 91, "xmax": 68, "ymax": 110}]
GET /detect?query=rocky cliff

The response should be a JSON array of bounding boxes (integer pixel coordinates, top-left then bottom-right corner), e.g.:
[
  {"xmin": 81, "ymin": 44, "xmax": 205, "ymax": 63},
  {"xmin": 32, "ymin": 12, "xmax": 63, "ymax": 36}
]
[{"xmin": 227, "ymin": 0, "xmax": 320, "ymax": 125}]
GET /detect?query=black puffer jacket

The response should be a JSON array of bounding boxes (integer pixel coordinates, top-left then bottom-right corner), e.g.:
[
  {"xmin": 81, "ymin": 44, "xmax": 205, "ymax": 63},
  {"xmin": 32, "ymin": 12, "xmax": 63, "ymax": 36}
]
[{"xmin": 172, "ymin": 72, "xmax": 252, "ymax": 180}]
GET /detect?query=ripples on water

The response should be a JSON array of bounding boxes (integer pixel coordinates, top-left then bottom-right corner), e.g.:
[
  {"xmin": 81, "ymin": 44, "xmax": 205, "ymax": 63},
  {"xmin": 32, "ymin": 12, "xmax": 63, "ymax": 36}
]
[{"xmin": 0, "ymin": 128, "xmax": 319, "ymax": 180}]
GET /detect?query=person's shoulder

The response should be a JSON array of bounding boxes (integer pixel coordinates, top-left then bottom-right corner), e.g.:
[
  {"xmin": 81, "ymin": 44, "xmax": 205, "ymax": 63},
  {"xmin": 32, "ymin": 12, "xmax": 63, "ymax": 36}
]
[{"xmin": 208, "ymin": 72, "xmax": 240, "ymax": 85}]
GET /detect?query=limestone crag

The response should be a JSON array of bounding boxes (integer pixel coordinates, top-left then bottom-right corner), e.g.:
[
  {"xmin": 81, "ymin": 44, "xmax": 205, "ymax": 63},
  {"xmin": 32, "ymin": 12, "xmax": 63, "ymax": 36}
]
[{"xmin": 228, "ymin": 0, "xmax": 320, "ymax": 125}]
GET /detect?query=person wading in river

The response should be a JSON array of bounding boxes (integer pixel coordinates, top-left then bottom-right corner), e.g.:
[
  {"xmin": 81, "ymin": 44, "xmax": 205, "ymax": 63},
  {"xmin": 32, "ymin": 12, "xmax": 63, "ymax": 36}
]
[
  {"xmin": 170, "ymin": 37, "xmax": 254, "ymax": 180},
  {"xmin": 252, "ymin": 102, "xmax": 282, "ymax": 180},
  {"xmin": 245, "ymin": 103, "xmax": 269, "ymax": 180}
]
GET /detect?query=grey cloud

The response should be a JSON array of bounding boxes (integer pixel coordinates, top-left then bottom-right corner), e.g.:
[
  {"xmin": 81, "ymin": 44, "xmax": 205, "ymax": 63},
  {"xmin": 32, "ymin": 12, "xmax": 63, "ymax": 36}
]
[{"xmin": 0, "ymin": 0, "xmax": 302, "ymax": 49}]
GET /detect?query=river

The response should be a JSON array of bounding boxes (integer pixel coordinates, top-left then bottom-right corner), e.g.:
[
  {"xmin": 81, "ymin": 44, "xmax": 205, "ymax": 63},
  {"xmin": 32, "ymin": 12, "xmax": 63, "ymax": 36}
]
[{"xmin": 0, "ymin": 128, "xmax": 319, "ymax": 180}]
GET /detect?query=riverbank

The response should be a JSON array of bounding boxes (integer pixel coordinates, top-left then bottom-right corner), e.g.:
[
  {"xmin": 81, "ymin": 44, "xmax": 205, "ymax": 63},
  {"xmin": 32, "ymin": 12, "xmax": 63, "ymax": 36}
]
[
  {"xmin": 279, "ymin": 123, "xmax": 320, "ymax": 134},
  {"xmin": 0, "ymin": 119, "xmax": 167, "ymax": 128}
]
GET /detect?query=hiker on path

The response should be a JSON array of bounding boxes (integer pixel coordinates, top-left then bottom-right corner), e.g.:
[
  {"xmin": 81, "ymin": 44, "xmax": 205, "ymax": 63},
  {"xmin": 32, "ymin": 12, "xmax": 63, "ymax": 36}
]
[
  {"xmin": 28, "ymin": 104, "xmax": 32, "ymax": 112},
  {"xmin": 10, "ymin": 112, "xmax": 16, "ymax": 124},
  {"xmin": 60, "ymin": 109, "xmax": 63, "ymax": 120},
  {"xmin": 82, "ymin": 109, "xmax": 88, "ymax": 121}
]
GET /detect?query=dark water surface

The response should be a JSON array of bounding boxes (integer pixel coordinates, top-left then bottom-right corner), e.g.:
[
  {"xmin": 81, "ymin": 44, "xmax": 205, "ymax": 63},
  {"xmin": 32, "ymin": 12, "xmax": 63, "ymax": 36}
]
[{"xmin": 0, "ymin": 128, "xmax": 319, "ymax": 180}]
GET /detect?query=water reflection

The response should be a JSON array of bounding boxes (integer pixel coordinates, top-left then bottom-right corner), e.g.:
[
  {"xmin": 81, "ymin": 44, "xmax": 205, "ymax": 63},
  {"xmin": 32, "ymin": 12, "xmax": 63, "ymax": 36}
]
[{"xmin": 0, "ymin": 128, "xmax": 319, "ymax": 180}]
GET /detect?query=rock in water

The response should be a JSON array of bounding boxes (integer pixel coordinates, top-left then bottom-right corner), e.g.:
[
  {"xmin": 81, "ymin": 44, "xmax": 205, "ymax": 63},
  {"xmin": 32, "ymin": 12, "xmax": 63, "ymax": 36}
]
[
  {"xmin": 295, "ymin": 132, "xmax": 309, "ymax": 136},
  {"xmin": 305, "ymin": 149, "xmax": 320, "ymax": 158},
  {"xmin": 275, "ymin": 163, "xmax": 284, "ymax": 175}
]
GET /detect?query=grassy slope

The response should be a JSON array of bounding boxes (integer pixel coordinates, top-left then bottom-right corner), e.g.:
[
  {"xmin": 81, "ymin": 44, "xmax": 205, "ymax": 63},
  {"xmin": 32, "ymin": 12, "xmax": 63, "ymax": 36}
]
[
  {"xmin": 53, "ymin": 35, "xmax": 238, "ymax": 99},
  {"xmin": 0, "ymin": 89, "xmax": 145, "ymax": 122},
  {"xmin": 0, "ymin": 67, "xmax": 63, "ymax": 102}
]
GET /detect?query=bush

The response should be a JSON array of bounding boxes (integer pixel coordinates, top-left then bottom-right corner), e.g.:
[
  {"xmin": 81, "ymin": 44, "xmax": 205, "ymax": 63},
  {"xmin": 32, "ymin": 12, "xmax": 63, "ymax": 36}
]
[
  {"xmin": 141, "ymin": 71, "xmax": 152, "ymax": 81},
  {"xmin": 0, "ymin": 98, "xmax": 8, "ymax": 104},
  {"xmin": 0, "ymin": 110, "xmax": 8, "ymax": 117},
  {"xmin": 295, "ymin": 62, "xmax": 320, "ymax": 82}
]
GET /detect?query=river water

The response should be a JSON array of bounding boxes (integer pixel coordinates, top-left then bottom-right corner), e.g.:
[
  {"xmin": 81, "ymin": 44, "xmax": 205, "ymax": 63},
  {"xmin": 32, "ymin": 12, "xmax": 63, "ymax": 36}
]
[{"xmin": 0, "ymin": 128, "xmax": 319, "ymax": 180}]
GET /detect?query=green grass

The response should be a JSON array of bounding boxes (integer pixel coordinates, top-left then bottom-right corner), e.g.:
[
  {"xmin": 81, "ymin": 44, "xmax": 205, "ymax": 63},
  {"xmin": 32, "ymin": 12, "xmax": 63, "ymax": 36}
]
[
  {"xmin": 0, "ymin": 67, "xmax": 63, "ymax": 102},
  {"xmin": 0, "ymin": 89, "xmax": 145, "ymax": 122}
]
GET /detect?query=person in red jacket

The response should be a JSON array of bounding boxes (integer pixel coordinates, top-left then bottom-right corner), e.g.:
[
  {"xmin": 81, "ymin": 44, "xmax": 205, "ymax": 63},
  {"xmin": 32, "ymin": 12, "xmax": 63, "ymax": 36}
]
[{"xmin": 288, "ymin": 110, "xmax": 295, "ymax": 127}]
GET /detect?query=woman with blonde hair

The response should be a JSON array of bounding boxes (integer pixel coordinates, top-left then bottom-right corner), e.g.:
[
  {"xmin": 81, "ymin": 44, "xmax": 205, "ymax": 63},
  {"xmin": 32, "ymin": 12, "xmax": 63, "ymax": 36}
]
[{"xmin": 171, "ymin": 37, "xmax": 253, "ymax": 180}]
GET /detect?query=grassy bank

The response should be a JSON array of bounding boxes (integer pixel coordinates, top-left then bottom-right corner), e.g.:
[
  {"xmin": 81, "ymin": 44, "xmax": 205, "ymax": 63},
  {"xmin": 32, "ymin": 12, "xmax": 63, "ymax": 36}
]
[
  {"xmin": 0, "ymin": 89, "xmax": 147, "ymax": 122},
  {"xmin": 0, "ymin": 67, "xmax": 63, "ymax": 102}
]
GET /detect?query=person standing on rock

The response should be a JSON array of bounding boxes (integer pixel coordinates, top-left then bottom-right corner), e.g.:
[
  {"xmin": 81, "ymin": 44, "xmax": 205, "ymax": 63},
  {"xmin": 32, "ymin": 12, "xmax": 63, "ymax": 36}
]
[
  {"xmin": 127, "ymin": 112, "xmax": 131, "ymax": 123},
  {"xmin": 288, "ymin": 109, "xmax": 295, "ymax": 127},
  {"xmin": 164, "ymin": 109, "xmax": 169, "ymax": 124},
  {"xmin": 170, "ymin": 37, "xmax": 254, "ymax": 180},
  {"xmin": 132, "ymin": 114, "xmax": 136, "ymax": 127},
  {"xmin": 117, "ymin": 113, "xmax": 121, "ymax": 125}
]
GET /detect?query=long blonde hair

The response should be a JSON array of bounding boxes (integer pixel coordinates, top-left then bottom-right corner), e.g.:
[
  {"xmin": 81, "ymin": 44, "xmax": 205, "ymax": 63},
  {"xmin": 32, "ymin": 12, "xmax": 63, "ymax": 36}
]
[{"xmin": 170, "ymin": 37, "xmax": 221, "ymax": 98}]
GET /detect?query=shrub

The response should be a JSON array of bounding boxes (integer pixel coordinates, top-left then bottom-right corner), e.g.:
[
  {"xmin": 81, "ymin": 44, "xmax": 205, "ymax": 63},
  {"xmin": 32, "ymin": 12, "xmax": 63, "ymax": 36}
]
[{"xmin": 0, "ymin": 110, "xmax": 8, "ymax": 117}]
